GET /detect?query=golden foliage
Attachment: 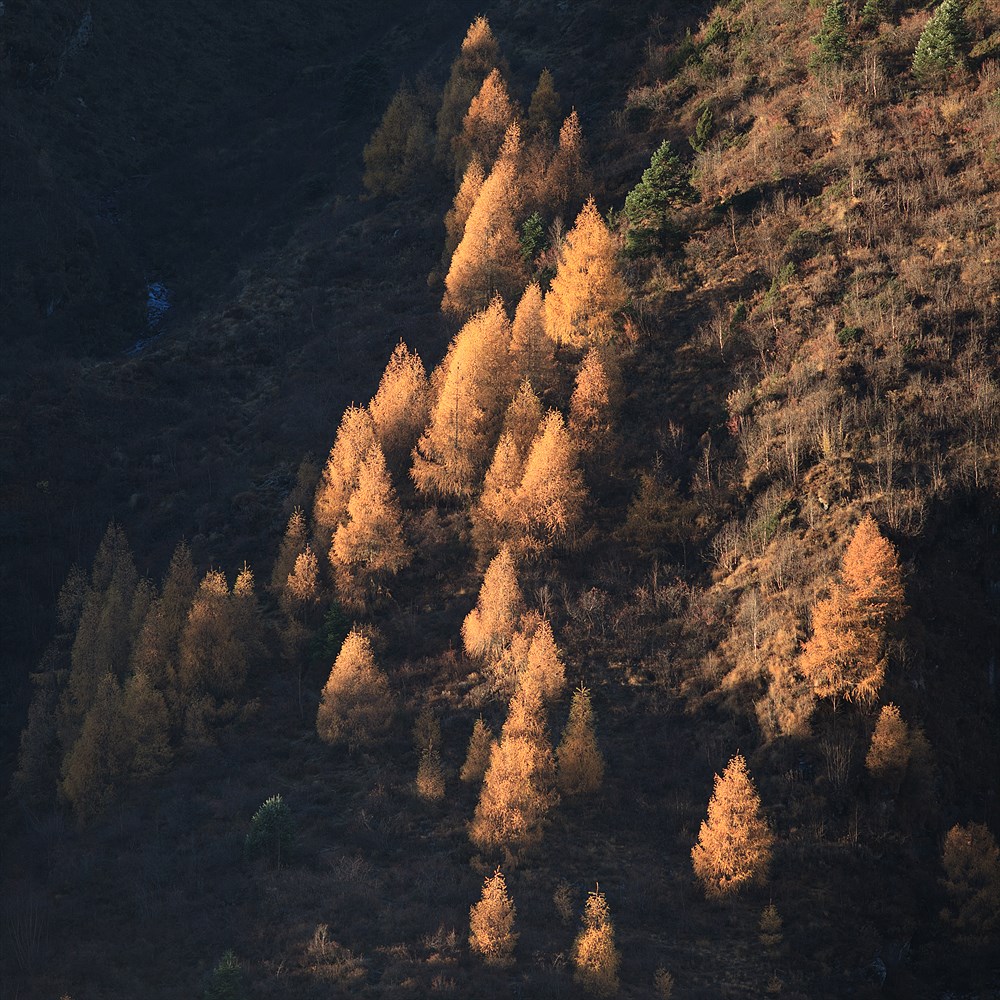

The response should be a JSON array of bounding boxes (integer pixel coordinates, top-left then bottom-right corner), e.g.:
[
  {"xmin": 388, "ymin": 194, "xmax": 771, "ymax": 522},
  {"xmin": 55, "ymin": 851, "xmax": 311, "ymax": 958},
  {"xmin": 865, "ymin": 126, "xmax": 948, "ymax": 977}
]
[
  {"xmin": 441, "ymin": 157, "xmax": 527, "ymax": 317},
  {"xmin": 271, "ymin": 508, "xmax": 308, "ymax": 594},
  {"xmin": 691, "ymin": 753, "xmax": 773, "ymax": 897},
  {"xmin": 569, "ymin": 348, "xmax": 614, "ymax": 454},
  {"xmin": 331, "ymin": 442, "xmax": 411, "ymax": 607},
  {"xmin": 543, "ymin": 109, "xmax": 588, "ymax": 212},
  {"xmin": 510, "ymin": 283, "xmax": 556, "ymax": 396},
  {"xmin": 800, "ymin": 515, "xmax": 905, "ymax": 707},
  {"xmin": 940, "ymin": 822, "xmax": 1000, "ymax": 941},
  {"xmin": 461, "ymin": 717, "xmax": 495, "ymax": 784},
  {"xmin": 454, "ymin": 68, "xmax": 517, "ymax": 178},
  {"xmin": 512, "ymin": 409, "xmax": 587, "ymax": 555},
  {"xmin": 573, "ymin": 888, "xmax": 620, "ymax": 997},
  {"xmin": 469, "ymin": 684, "xmax": 556, "ymax": 852},
  {"xmin": 557, "ymin": 685, "xmax": 604, "ymax": 795},
  {"xmin": 316, "ymin": 629, "xmax": 393, "ymax": 750},
  {"xmin": 283, "ymin": 545, "xmax": 320, "ymax": 613},
  {"xmin": 435, "ymin": 16, "xmax": 502, "ymax": 169},
  {"xmin": 443, "ymin": 156, "xmax": 485, "ymax": 264},
  {"xmin": 469, "ymin": 868, "xmax": 518, "ymax": 966},
  {"xmin": 545, "ymin": 197, "xmax": 628, "ymax": 348},
  {"xmin": 462, "ymin": 546, "xmax": 525, "ymax": 661},
  {"xmin": 313, "ymin": 407, "xmax": 378, "ymax": 544},
  {"xmin": 368, "ymin": 341, "xmax": 430, "ymax": 461},
  {"xmin": 412, "ymin": 298, "xmax": 514, "ymax": 498},
  {"xmin": 522, "ymin": 618, "xmax": 567, "ymax": 703},
  {"xmin": 865, "ymin": 703, "xmax": 911, "ymax": 789}
]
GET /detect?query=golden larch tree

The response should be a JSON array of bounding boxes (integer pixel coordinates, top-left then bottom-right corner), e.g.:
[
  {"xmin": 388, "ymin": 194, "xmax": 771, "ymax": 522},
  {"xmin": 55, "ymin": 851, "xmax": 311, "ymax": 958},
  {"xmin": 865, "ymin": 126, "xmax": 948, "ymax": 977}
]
[
  {"xmin": 543, "ymin": 109, "xmax": 588, "ymax": 213},
  {"xmin": 331, "ymin": 443, "xmax": 411, "ymax": 608},
  {"xmin": 270, "ymin": 508, "xmax": 308, "ymax": 594},
  {"xmin": 443, "ymin": 156, "xmax": 485, "ymax": 264},
  {"xmin": 469, "ymin": 868, "xmax": 518, "ymax": 967},
  {"xmin": 573, "ymin": 887, "xmax": 621, "ymax": 997},
  {"xmin": 569, "ymin": 348, "xmax": 615, "ymax": 455},
  {"xmin": 691, "ymin": 753, "xmax": 774, "ymax": 897},
  {"xmin": 461, "ymin": 717, "xmax": 495, "ymax": 784},
  {"xmin": 865, "ymin": 703, "xmax": 911, "ymax": 790},
  {"xmin": 454, "ymin": 68, "xmax": 517, "ymax": 178},
  {"xmin": 513, "ymin": 409, "xmax": 587, "ymax": 555},
  {"xmin": 462, "ymin": 546, "xmax": 525, "ymax": 662},
  {"xmin": 522, "ymin": 618, "xmax": 567, "ymax": 703},
  {"xmin": 412, "ymin": 298, "xmax": 514, "ymax": 497},
  {"xmin": 368, "ymin": 341, "xmax": 430, "ymax": 463},
  {"xmin": 800, "ymin": 514, "xmax": 905, "ymax": 707},
  {"xmin": 363, "ymin": 81, "xmax": 432, "ymax": 197},
  {"xmin": 557, "ymin": 685, "xmax": 604, "ymax": 795},
  {"xmin": 510, "ymin": 283, "xmax": 557, "ymax": 396},
  {"xmin": 313, "ymin": 406, "xmax": 378, "ymax": 547},
  {"xmin": 178, "ymin": 569, "xmax": 247, "ymax": 701},
  {"xmin": 435, "ymin": 15, "xmax": 503, "ymax": 170},
  {"xmin": 469, "ymin": 682, "xmax": 556, "ymax": 852},
  {"xmin": 316, "ymin": 629, "xmax": 393, "ymax": 750},
  {"xmin": 442, "ymin": 157, "xmax": 527, "ymax": 317},
  {"xmin": 473, "ymin": 431, "xmax": 524, "ymax": 555},
  {"xmin": 544, "ymin": 197, "xmax": 628, "ymax": 348}
]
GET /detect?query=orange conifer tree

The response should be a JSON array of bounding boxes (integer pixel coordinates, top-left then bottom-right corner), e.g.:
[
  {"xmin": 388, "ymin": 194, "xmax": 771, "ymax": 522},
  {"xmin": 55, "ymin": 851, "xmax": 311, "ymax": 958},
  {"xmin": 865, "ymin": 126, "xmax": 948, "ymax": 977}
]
[
  {"xmin": 313, "ymin": 407, "xmax": 378, "ymax": 547},
  {"xmin": 443, "ymin": 156, "xmax": 486, "ymax": 265},
  {"xmin": 469, "ymin": 868, "xmax": 518, "ymax": 966},
  {"xmin": 512, "ymin": 409, "xmax": 587, "ymax": 555},
  {"xmin": 316, "ymin": 629, "xmax": 393, "ymax": 749},
  {"xmin": 368, "ymin": 341, "xmax": 430, "ymax": 463},
  {"xmin": 865, "ymin": 703, "xmax": 911, "ymax": 790},
  {"xmin": 462, "ymin": 546, "xmax": 525, "ymax": 662},
  {"xmin": 557, "ymin": 685, "xmax": 604, "ymax": 795},
  {"xmin": 510, "ymin": 283, "xmax": 556, "ymax": 396},
  {"xmin": 544, "ymin": 197, "xmax": 628, "ymax": 348},
  {"xmin": 461, "ymin": 717, "xmax": 495, "ymax": 784},
  {"xmin": 412, "ymin": 299, "xmax": 514, "ymax": 498},
  {"xmin": 331, "ymin": 443, "xmax": 411, "ymax": 607},
  {"xmin": 454, "ymin": 68, "xmax": 517, "ymax": 178},
  {"xmin": 441, "ymin": 157, "xmax": 527, "ymax": 317},
  {"xmin": 543, "ymin": 109, "xmax": 588, "ymax": 212},
  {"xmin": 569, "ymin": 348, "xmax": 614, "ymax": 455},
  {"xmin": 691, "ymin": 753, "xmax": 773, "ymax": 897},
  {"xmin": 572, "ymin": 887, "xmax": 621, "ymax": 997},
  {"xmin": 270, "ymin": 508, "xmax": 308, "ymax": 594}
]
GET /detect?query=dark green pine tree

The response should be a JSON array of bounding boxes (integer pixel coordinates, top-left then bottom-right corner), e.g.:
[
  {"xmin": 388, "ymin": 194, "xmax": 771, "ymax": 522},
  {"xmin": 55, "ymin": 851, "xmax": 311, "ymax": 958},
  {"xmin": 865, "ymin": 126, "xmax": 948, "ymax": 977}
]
[
  {"xmin": 912, "ymin": 0, "xmax": 969, "ymax": 84},
  {"xmin": 811, "ymin": 0, "xmax": 850, "ymax": 69},
  {"xmin": 623, "ymin": 140, "xmax": 694, "ymax": 258}
]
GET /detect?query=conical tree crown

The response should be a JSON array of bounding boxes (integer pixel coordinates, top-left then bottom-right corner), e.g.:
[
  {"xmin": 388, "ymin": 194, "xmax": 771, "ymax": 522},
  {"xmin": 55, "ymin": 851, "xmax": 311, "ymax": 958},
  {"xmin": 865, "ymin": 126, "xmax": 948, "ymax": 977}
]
[
  {"xmin": 462, "ymin": 546, "xmax": 525, "ymax": 661},
  {"xmin": 363, "ymin": 81, "xmax": 431, "ymax": 197},
  {"xmin": 912, "ymin": 0, "xmax": 969, "ymax": 82},
  {"xmin": 316, "ymin": 629, "xmax": 393, "ymax": 749},
  {"xmin": 313, "ymin": 407, "xmax": 378, "ymax": 540},
  {"xmin": 455, "ymin": 68, "xmax": 517, "ymax": 177},
  {"xmin": 569, "ymin": 348, "xmax": 613, "ymax": 450},
  {"xmin": 271, "ymin": 508, "xmax": 308, "ymax": 593},
  {"xmin": 444, "ymin": 156, "xmax": 486, "ymax": 263},
  {"xmin": 865, "ymin": 703, "xmax": 911, "ymax": 788},
  {"xmin": 461, "ymin": 716, "xmax": 495, "ymax": 784},
  {"xmin": 369, "ymin": 341, "xmax": 430, "ymax": 460},
  {"xmin": 691, "ymin": 753, "xmax": 773, "ymax": 897},
  {"xmin": 413, "ymin": 299, "xmax": 514, "ymax": 497},
  {"xmin": 544, "ymin": 109, "xmax": 587, "ymax": 212},
  {"xmin": 623, "ymin": 139, "xmax": 694, "ymax": 256},
  {"xmin": 510, "ymin": 283, "xmax": 556, "ymax": 394},
  {"xmin": 545, "ymin": 198, "xmax": 627, "ymax": 348},
  {"xmin": 557, "ymin": 685, "xmax": 604, "ymax": 795},
  {"xmin": 442, "ymin": 158, "xmax": 527, "ymax": 317},
  {"xmin": 573, "ymin": 888, "xmax": 620, "ymax": 997},
  {"xmin": 527, "ymin": 68, "xmax": 561, "ymax": 139},
  {"xmin": 841, "ymin": 514, "xmax": 905, "ymax": 624},
  {"xmin": 469, "ymin": 868, "xmax": 518, "ymax": 966}
]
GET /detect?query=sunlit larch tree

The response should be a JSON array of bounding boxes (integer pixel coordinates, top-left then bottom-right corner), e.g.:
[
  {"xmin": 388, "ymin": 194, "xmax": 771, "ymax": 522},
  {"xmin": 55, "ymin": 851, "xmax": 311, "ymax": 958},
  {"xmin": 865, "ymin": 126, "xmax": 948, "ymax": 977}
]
[
  {"xmin": 313, "ymin": 406, "xmax": 379, "ymax": 549},
  {"xmin": 331, "ymin": 442, "xmax": 411, "ymax": 609},
  {"xmin": 316, "ymin": 628, "xmax": 393, "ymax": 750},
  {"xmin": 800, "ymin": 514, "xmax": 905, "ymax": 708},
  {"xmin": 435, "ymin": 15, "xmax": 504, "ymax": 170},
  {"xmin": 453, "ymin": 68, "xmax": 518, "ymax": 180},
  {"xmin": 544, "ymin": 197, "xmax": 628, "ymax": 348},
  {"xmin": 270, "ymin": 507, "xmax": 308, "ymax": 595},
  {"xmin": 573, "ymin": 887, "xmax": 621, "ymax": 997},
  {"xmin": 543, "ymin": 109, "xmax": 588, "ymax": 214},
  {"xmin": 462, "ymin": 545, "xmax": 525, "ymax": 662},
  {"xmin": 569, "ymin": 348, "xmax": 615, "ymax": 457},
  {"xmin": 510, "ymin": 282, "xmax": 557, "ymax": 397},
  {"xmin": 469, "ymin": 680, "xmax": 557, "ymax": 853},
  {"xmin": 691, "ymin": 753, "xmax": 774, "ymax": 898},
  {"xmin": 865, "ymin": 702, "xmax": 911, "ymax": 792},
  {"xmin": 412, "ymin": 298, "xmax": 514, "ymax": 498},
  {"xmin": 368, "ymin": 341, "xmax": 430, "ymax": 466},
  {"xmin": 441, "ymin": 155, "xmax": 527, "ymax": 317},
  {"xmin": 469, "ymin": 868, "xmax": 518, "ymax": 966},
  {"xmin": 512, "ymin": 409, "xmax": 587, "ymax": 555},
  {"xmin": 557, "ymin": 685, "xmax": 604, "ymax": 795},
  {"xmin": 443, "ymin": 156, "xmax": 485, "ymax": 266}
]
